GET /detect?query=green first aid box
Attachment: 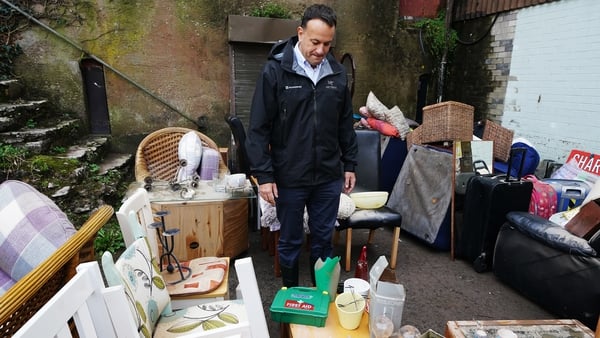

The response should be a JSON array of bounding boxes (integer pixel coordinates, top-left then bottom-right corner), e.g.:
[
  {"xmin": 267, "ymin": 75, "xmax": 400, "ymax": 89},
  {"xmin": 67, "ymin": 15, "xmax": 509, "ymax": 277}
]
[{"xmin": 269, "ymin": 286, "xmax": 330, "ymax": 327}]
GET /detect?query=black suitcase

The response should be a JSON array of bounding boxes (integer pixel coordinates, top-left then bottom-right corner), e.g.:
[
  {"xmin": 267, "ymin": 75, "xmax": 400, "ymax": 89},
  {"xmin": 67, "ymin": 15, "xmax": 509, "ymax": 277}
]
[{"xmin": 456, "ymin": 148, "xmax": 533, "ymax": 272}]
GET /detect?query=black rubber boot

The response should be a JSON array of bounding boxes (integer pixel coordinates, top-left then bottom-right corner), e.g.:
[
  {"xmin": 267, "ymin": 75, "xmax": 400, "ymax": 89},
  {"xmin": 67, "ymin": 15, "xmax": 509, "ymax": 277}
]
[
  {"xmin": 280, "ymin": 261, "xmax": 299, "ymax": 287},
  {"xmin": 309, "ymin": 256, "xmax": 319, "ymax": 287}
]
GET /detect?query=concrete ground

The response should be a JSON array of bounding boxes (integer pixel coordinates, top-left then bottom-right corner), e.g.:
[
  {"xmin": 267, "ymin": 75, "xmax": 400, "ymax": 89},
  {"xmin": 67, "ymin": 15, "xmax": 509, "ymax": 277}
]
[{"xmin": 228, "ymin": 226, "xmax": 556, "ymax": 337}]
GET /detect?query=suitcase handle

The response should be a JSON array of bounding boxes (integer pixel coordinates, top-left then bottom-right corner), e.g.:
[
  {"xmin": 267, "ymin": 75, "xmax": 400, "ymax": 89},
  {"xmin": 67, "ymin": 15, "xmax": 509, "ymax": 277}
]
[
  {"xmin": 505, "ymin": 147, "xmax": 527, "ymax": 181},
  {"xmin": 473, "ymin": 160, "xmax": 490, "ymax": 175}
]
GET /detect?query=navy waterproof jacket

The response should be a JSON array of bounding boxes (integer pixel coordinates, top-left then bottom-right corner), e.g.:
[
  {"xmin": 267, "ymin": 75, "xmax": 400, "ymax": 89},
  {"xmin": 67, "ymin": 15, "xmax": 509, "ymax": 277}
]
[{"xmin": 246, "ymin": 36, "xmax": 357, "ymax": 188}]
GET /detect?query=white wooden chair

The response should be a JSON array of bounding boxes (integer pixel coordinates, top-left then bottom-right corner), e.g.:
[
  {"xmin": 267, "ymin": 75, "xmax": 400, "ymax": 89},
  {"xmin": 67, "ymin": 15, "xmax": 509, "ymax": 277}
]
[
  {"xmin": 117, "ymin": 187, "xmax": 161, "ymax": 259},
  {"xmin": 12, "ymin": 261, "xmax": 138, "ymax": 338},
  {"xmin": 102, "ymin": 238, "xmax": 268, "ymax": 337},
  {"xmin": 117, "ymin": 188, "xmax": 230, "ymax": 309}
]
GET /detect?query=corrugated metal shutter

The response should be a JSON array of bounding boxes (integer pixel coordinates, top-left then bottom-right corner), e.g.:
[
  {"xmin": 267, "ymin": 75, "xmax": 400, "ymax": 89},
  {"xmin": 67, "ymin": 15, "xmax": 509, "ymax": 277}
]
[
  {"xmin": 230, "ymin": 43, "xmax": 272, "ymax": 131},
  {"xmin": 453, "ymin": 0, "xmax": 559, "ymax": 21}
]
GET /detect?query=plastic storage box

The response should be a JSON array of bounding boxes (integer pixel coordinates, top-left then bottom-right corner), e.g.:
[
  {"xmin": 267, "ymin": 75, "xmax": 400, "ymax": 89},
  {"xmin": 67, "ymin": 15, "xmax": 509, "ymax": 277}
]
[
  {"xmin": 270, "ymin": 286, "xmax": 330, "ymax": 327},
  {"xmin": 369, "ymin": 256, "xmax": 406, "ymax": 337},
  {"xmin": 542, "ymin": 179, "xmax": 591, "ymax": 212}
]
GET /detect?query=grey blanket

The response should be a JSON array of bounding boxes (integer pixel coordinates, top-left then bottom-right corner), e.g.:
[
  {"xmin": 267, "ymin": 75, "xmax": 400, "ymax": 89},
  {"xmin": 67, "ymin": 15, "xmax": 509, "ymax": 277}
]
[{"xmin": 387, "ymin": 145, "xmax": 453, "ymax": 245}]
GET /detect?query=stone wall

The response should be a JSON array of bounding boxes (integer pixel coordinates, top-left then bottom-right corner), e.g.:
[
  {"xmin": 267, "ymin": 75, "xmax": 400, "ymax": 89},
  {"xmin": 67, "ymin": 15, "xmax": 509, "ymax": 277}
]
[{"xmin": 11, "ymin": 0, "xmax": 428, "ymax": 152}]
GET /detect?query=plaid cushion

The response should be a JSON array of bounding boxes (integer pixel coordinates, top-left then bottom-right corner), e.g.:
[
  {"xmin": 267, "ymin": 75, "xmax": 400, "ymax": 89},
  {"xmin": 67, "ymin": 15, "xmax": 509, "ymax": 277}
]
[
  {"xmin": 0, "ymin": 269, "xmax": 15, "ymax": 295},
  {"xmin": 0, "ymin": 180, "xmax": 75, "ymax": 281}
]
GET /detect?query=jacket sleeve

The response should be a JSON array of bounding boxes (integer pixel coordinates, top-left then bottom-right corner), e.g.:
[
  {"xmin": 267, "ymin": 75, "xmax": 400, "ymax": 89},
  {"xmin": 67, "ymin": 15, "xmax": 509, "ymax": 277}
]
[
  {"xmin": 338, "ymin": 84, "xmax": 358, "ymax": 172},
  {"xmin": 245, "ymin": 63, "xmax": 278, "ymax": 185}
]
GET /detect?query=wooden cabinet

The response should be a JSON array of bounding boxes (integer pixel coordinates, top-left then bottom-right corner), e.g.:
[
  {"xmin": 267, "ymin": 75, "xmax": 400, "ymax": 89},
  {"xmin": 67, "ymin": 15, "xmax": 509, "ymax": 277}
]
[{"xmin": 151, "ymin": 198, "xmax": 249, "ymax": 260}]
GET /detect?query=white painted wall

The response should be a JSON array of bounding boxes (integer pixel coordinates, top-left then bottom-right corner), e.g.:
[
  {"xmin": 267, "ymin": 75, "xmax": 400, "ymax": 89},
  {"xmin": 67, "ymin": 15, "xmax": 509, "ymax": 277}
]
[{"xmin": 503, "ymin": 0, "xmax": 600, "ymax": 162}]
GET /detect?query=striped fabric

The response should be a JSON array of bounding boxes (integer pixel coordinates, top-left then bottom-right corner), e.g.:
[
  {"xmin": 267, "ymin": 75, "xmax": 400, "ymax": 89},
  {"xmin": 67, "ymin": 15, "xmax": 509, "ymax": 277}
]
[{"xmin": 0, "ymin": 180, "xmax": 75, "ymax": 295}]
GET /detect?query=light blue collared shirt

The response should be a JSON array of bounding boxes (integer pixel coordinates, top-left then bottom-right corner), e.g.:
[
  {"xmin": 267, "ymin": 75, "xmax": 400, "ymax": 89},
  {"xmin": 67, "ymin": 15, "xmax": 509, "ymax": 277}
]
[{"xmin": 293, "ymin": 42, "xmax": 327, "ymax": 85}]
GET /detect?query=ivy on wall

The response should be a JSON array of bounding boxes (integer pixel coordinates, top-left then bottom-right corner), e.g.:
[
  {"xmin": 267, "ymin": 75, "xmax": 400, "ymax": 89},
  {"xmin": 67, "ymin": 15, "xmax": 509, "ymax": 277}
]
[{"xmin": 0, "ymin": 0, "xmax": 88, "ymax": 79}]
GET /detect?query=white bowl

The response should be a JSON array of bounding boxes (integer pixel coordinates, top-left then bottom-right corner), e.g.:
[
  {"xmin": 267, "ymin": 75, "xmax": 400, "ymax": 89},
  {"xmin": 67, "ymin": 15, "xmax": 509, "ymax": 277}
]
[
  {"xmin": 344, "ymin": 278, "xmax": 370, "ymax": 298},
  {"xmin": 350, "ymin": 191, "xmax": 389, "ymax": 209}
]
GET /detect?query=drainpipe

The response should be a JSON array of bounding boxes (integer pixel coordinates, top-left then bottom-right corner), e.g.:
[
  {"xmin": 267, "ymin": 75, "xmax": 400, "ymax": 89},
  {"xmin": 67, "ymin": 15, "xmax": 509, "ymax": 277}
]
[
  {"xmin": 0, "ymin": 0, "xmax": 200, "ymax": 128},
  {"xmin": 437, "ymin": 0, "xmax": 454, "ymax": 103}
]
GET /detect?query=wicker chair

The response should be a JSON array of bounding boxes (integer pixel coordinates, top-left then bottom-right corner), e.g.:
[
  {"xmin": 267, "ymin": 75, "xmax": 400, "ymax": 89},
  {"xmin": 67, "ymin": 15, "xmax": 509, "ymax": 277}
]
[
  {"xmin": 0, "ymin": 204, "xmax": 114, "ymax": 336},
  {"xmin": 135, "ymin": 127, "xmax": 227, "ymax": 183}
]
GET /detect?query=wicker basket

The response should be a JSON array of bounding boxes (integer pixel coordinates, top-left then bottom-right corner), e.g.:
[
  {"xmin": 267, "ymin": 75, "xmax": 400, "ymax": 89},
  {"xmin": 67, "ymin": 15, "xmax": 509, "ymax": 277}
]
[
  {"xmin": 135, "ymin": 127, "xmax": 228, "ymax": 183},
  {"xmin": 406, "ymin": 126, "xmax": 423, "ymax": 150},
  {"xmin": 482, "ymin": 119, "xmax": 514, "ymax": 162},
  {"xmin": 420, "ymin": 101, "xmax": 474, "ymax": 143}
]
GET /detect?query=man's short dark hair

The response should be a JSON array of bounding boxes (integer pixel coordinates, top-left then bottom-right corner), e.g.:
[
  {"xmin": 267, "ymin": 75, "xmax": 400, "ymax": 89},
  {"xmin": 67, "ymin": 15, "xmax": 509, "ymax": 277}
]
[{"xmin": 301, "ymin": 4, "xmax": 337, "ymax": 28}]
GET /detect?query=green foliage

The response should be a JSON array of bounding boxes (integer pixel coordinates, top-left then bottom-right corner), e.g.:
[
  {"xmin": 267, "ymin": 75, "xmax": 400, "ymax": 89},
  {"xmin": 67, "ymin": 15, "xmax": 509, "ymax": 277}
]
[
  {"xmin": 0, "ymin": 143, "xmax": 28, "ymax": 177},
  {"xmin": 51, "ymin": 146, "xmax": 67, "ymax": 154},
  {"xmin": 25, "ymin": 119, "xmax": 36, "ymax": 128},
  {"xmin": 88, "ymin": 163, "xmax": 100, "ymax": 174},
  {"xmin": 249, "ymin": 2, "xmax": 291, "ymax": 19},
  {"xmin": 0, "ymin": 43, "xmax": 22, "ymax": 80},
  {"xmin": 94, "ymin": 221, "xmax": 125, "ymax": 256},
  {"xmin": 95, "ymin": 169, "xmax": 122, "ymax": 184},
  {"xmin": 413, "ymin": 10, "xmax": 458, "ymax": 64},
  {"xmin": 30, "ymin": 156, "xmax": 50, "ymax": 173}
]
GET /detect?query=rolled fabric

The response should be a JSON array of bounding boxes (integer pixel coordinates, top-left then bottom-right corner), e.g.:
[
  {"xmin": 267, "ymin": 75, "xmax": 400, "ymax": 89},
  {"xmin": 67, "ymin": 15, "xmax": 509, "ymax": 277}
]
[{"xmin": 367, "ymin": 117, "xmax": 400, "ymax": 137}]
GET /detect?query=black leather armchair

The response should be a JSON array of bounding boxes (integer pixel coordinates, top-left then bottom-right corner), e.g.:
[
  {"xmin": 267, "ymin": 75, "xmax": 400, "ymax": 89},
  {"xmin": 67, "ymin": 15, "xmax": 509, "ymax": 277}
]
[{"xmin": 493, "ymin": 211, "xmax": 600, "ymax": 330}]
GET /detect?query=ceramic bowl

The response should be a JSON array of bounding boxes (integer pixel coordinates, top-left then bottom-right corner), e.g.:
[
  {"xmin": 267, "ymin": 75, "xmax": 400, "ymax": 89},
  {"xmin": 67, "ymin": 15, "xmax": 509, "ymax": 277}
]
[{"xmin": 350, "ymin": 191, "xmax": 389, "ymax": 209}]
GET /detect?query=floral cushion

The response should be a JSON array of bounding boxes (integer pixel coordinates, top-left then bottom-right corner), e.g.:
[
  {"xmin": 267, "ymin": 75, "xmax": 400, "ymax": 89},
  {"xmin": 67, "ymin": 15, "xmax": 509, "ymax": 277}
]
[
  {"xmin": 154, "ymin": 300, "xmax": 248, "ymax": 336},
  {"xmin": 103, "ymin": 237, "xmax": 250, "ymax": 337},
  {"xmin": 0, "ymin": 180, "xmax": 75, "ymax": 286}
]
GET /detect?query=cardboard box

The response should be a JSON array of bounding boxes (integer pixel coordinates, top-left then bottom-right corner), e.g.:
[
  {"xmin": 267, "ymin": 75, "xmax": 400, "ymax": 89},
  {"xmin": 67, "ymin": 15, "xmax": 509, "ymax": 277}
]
[
  {"xmin": 270, "ymin": 286, "xmax": 330, "ymax": 327},
  {"xmin": 369, "ymin": 256, "xmax": 406, "ymax": 336}
]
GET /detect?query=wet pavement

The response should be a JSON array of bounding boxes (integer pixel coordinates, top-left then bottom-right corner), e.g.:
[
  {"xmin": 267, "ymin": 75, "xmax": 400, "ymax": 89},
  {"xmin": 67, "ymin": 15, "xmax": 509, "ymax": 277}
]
[{"xmin": 228, "ymin": 226, "xmax": 556, "ymax": 337}]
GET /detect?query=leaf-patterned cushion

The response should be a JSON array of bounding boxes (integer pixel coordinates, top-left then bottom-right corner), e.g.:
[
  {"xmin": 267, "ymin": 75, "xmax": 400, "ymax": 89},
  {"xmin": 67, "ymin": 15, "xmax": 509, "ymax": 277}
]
[
  {"xmin": 103, "ymin": 238, "xmax": 250, "ymax": 337},
  {"xmin": 154, "ymin": 300, "xmax": 248, "ymax": 336},
  {"xmin": 104, "ymin": 237, "xmax": 172, "ymax": 338}
]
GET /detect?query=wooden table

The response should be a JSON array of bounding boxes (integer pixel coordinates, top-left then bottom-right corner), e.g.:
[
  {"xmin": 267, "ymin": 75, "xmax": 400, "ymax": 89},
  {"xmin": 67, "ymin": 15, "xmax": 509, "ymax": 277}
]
[
  {"xmin": 446, "ymin": 319, "xmax": 595, "ymax": 338},
  {"xmin": 284, "ymin": 302, "xmax": 370, "ymax": 338},
  {"xmin": 138, "ymin": 181, "xmax": 255, "ymax": 260}
]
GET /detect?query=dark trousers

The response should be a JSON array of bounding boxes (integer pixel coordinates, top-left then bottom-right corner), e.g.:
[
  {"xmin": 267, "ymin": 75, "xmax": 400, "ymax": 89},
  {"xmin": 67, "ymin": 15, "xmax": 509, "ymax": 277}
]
[{"xmin": 276, "ymin": 179, "xmax": 343, "ymax": 268}]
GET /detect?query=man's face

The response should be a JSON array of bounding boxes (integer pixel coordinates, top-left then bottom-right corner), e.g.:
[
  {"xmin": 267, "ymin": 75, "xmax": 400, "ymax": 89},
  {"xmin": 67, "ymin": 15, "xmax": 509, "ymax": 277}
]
[{"xmin": 297, "ymin": 19, "xmax": 335, "ymax": 67}]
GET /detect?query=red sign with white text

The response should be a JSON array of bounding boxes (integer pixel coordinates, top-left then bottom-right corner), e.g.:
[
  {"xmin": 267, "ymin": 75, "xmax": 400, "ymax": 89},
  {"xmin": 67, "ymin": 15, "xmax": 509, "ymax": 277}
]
[{"xmin": 566, "ymin": 150, "xmax": 600, "ymax": 176}]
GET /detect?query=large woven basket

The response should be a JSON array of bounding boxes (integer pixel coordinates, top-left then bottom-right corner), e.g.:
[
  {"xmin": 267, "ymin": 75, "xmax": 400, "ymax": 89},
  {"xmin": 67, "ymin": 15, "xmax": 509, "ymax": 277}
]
[
  {"xmin": 406, "ymin": 126, "xmax": 423, "ymax": 150},
  {"xmin": 420, "ymin": 101, "xmax": 474, "ymax": 143},
  {"xmin": 135, "ymin": 127, "xmax": 228, "ymax": 183},
  {"xmin": 482, "ymin": 119, "xmax": 514, "ymax": 162}
]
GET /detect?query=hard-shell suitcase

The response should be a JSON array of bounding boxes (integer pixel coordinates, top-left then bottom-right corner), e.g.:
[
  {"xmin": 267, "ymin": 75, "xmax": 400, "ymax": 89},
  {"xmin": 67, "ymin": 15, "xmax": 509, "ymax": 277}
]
[
  {"xmin": 541, "ymin": 178, "xmax": 591, "ymax": 212},
  {"xmin": 456, "ymin": 148, "xmax": 533, "ymax": 272}
]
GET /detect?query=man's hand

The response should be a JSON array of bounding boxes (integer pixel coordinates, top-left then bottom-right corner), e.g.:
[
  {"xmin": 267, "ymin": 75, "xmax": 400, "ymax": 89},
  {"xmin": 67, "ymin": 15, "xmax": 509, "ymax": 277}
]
[
  {"xmin": 343, "ymin": 172, "xmax": 356, "ymax": 194},
  {"xmin": 259, "ymin": 182, "xmax": 278, "ymax": 206}
]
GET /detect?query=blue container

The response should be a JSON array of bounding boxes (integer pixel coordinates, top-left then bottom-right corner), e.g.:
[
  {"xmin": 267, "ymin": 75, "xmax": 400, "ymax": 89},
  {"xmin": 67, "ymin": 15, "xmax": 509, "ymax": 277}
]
[{"xmin": 542, "ymin": 179, "xmax": 591, "ymax": 212}]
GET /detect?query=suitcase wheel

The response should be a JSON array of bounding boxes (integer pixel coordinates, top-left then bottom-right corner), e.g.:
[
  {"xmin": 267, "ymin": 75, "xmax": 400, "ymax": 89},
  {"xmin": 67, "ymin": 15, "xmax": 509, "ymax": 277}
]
[{"xmin": 473, "ymin": 253, "xmax": 488, "ymax": 273}]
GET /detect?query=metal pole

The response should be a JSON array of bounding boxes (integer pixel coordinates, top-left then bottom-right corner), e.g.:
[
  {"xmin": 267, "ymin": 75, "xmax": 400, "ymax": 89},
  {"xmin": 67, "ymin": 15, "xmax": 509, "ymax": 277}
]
[{"xmin": 437, "ymin": 0, "xmax": 454, "ymax": 103}]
